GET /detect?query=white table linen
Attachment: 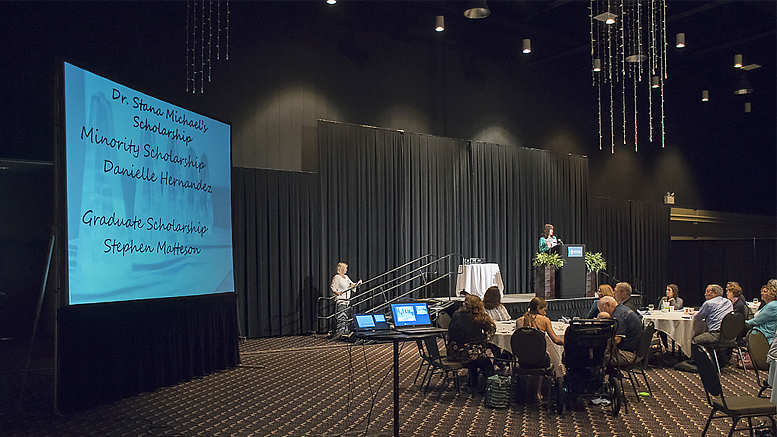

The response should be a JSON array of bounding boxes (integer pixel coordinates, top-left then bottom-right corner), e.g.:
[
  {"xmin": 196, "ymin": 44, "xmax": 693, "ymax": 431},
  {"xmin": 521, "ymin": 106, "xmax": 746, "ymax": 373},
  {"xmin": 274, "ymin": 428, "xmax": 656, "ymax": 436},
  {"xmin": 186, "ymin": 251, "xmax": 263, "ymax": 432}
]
[
  {"xmin": 642, "ymin": 310, "xmax": 703, "ymax": 358},
  {"xmin": 456, "ymin": 263, "xmax": 504, "ymax": 298}
]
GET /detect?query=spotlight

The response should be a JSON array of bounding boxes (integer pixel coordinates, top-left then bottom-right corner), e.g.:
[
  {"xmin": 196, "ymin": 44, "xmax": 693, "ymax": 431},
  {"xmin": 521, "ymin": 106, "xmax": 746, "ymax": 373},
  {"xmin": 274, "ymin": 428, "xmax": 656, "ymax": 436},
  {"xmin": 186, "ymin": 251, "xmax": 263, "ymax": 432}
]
[
  {"xmin": 593, "ymin": 59, "xmax": 601, "ymax": 72},
  {"xmin": 522, "ymin": 39, "xmax": 531, "ymax": 54},
  {"xmin": 675, "ymin": 33, "xmax": 685, "ymax": 48},
  {"xmin": 651, "ymin": 76, "xmax": 659, "ymax": 89},
  {"xmin": 701, "ymin": 90, "xmax": 709, "ymax": 102},
  {"xmin": 435, "ymin": 15, "xmax": 444, "ymax": 32},
  {"xmin": 734, "ymin": 54, "xmax": 743, "ymax": 68}
]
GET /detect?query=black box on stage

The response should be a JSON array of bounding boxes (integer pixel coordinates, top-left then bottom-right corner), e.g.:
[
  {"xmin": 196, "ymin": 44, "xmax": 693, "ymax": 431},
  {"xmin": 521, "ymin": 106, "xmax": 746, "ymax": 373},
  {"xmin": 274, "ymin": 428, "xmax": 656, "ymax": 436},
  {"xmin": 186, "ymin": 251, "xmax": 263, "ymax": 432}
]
[{"xmin": 555, "ymin": 244, "xmax": 586, "ymax": 298}]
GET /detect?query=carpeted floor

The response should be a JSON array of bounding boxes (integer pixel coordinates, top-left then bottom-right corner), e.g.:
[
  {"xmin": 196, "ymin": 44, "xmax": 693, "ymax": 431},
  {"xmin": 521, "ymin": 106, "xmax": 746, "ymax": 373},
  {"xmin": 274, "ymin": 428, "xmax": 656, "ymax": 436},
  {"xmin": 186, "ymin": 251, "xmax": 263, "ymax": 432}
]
[{"xmin": 1, "ymin": 335, "xmax": 773, "ymax": 436}]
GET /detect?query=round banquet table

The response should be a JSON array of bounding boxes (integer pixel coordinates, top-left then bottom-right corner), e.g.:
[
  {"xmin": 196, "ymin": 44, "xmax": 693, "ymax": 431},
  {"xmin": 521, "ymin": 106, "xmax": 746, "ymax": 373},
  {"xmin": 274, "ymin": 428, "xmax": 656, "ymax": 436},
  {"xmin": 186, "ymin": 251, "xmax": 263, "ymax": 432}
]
[
  {"xmin": 455, "ymin": 263, "xmax": 504, "ymax": 298},
  {"xmin": 491, "ymin": 320, "xmax": 567, "ymax": 377},
  {"xmin": 641, "ymin": 309, "xmax": 702, "ymax": 358}
]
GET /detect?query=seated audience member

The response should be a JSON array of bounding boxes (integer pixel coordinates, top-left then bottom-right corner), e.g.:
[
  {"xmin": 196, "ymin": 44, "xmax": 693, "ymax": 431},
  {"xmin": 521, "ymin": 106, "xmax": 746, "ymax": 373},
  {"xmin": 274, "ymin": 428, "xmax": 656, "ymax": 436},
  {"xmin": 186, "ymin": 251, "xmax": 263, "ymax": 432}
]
[
  {"xmin": 515, "ymin": 296, "xmax": 563, "ymax": 401},
  {"xmin": 483, "ymin": 286, "xmax": 510, "ymax": 321},
  {"xmin": 447, "ymin": 294, "xmax": 496, "ymax": 392},
  {"xmin": 596, "ymin": 296, "xmax": 643, "ymax": 365},
  {"xmin": 587, "ymin": 284, "xmax": 614, "ymax": 319},
  {"xmin": 516, "ymin": 297, "xmax": 564, "ymax": 346},
  {"xmin": 726, "ymin": 281, "xmax": 747, "ymax": 318},
  {"xmin": 691, "ymin": 284, "xmax": 734, "ymax": 346},
  {"xmin": 659, "ymin": 284, "xmax": 684, "ymax": 310},
  {"xmin": 746, "ymin": 284, "xmax": 777, "ymax": 344},
  {"xmin": 482, "ymin": 286, "xmax": 512, "ymax": 368},
  {"xmin": 615, "ymin": 282, "xmax": 640, "ymax": 314}
]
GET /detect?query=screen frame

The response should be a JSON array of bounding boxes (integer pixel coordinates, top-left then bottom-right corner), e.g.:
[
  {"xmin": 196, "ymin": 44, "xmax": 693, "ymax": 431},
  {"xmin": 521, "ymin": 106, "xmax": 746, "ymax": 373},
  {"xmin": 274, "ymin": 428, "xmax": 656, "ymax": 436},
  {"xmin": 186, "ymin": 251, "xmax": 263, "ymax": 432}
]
[{"xmin": 57, "ymin": 60, "xmax": 235, "ymax": 307}]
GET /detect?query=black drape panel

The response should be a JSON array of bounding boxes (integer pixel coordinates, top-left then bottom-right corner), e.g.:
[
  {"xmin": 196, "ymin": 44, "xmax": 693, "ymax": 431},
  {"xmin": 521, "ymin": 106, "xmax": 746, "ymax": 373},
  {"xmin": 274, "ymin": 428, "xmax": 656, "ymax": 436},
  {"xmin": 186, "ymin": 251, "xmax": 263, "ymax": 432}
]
[
  {"xmin": 318, "ymin": 121, "xmax": 589, "ymax": 296},
  {"xmin": 669, "ymin": 238, "xmax": 777, "ymax": 308},
  {"xmin": 589, "ymin": 197, "xmax": 669, "ymax": 305},
  {"xmin": 58, "ymin": 293, "xmax": 239, "ymax": 414},
  {"xmin": 232, "ymin": 167, "xmax": 320, "ymax": 338}
]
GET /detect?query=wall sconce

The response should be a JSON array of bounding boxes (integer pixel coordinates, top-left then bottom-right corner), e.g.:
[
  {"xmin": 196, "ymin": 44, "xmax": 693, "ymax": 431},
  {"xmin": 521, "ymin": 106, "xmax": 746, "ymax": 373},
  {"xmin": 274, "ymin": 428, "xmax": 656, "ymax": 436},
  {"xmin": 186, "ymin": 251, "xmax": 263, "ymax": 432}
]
[
  {"xmin": 522, "ymin": 39, "xmax": 531, "ymax": 54},
  {"xmin": 593, "ymin": 58, "xmax": 601, "ymax": 72},
  {"xmin": 435, "ymin": 15, "xmax": 444, "ymax": 32},
  {"xmin": 701, "ymin": 90, "xmax": 709, "ymax": 102},
  {"xmin": 675, "ymin": 33, "xmax": 685, "ymax": 48},
  {"xmin": 734, "ymin": 54, "xmax": 743, "ymax": 68}
]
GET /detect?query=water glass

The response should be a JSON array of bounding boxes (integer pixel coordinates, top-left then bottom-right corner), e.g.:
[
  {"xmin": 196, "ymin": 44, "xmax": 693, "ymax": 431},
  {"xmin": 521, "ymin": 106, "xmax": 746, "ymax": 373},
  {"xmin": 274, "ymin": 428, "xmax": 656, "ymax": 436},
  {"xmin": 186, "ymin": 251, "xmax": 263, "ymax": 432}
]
[{"xmin": 648, "ymin": 304, "xmax": 654, "ymax": 311}]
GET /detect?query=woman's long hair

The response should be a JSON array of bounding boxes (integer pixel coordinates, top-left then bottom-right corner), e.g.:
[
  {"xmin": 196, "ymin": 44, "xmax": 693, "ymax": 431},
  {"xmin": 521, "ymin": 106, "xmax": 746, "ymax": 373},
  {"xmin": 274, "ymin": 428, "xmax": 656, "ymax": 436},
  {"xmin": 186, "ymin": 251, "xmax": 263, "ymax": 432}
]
[
  {"xmin": 460, "ymin": 294, "xmax": 491, "ymax": 324},
  {"xmin": 523, "ymin": 297, "xmax": 547, "ymax": 328},
  {"xmin": 541, "ymin": 224, "xmax": 554, "ymax": 238},
  {"xmin": 482, "ymin": 286, "xmax": 502, "ymax": 310},
  {"xmin": 665, "ymin": 283, "xmax": 680, "ymax": 300}
]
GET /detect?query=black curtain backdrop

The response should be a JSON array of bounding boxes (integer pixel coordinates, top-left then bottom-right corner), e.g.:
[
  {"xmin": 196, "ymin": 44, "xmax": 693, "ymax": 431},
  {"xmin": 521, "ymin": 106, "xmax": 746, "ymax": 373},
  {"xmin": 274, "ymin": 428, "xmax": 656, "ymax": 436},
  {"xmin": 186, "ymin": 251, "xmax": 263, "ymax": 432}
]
[
  {"xmin": 589, "ymin": 197, "xmax": 670, "ymax": 305},
  {"xmin": 58, "ymin": 293, "xmax": 239, "ymax": 414},
  {"xmin": 669, "ymin": 238, "xmax": 777, "ymax": 308},
  {"xmin": 317, "ymin": 120, "xmax": 589, "ymax": 300},
  {"xmin": 232, "ymin": 168, "xmax": 320, "ymax": 339}
]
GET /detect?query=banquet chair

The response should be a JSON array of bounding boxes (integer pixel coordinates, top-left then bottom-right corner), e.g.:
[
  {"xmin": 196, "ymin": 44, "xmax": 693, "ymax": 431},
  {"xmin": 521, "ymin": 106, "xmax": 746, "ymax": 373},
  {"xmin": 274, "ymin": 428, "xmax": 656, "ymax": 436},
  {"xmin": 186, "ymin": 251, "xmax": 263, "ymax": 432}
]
[
  {"xmin": 746, "ymin": 329, "xmax": 772, "ymax": 398},
  {"xmin": 621, "ymin": 321, "xmax": 655, "ymax": 400},
  {"xmin": 708, "ymin": 312, "xmax": 746, "ymax": 373},
  {"xmin": 419, "ymin": 336, "xmax": 463, "ymax": 394},
  {"xmin": 692, "ymin": 344, "xmax": 777, "ymax": 437},
  {"xmin": 510, "ymin": 327, "xmax": 560, "ymax": 412}
]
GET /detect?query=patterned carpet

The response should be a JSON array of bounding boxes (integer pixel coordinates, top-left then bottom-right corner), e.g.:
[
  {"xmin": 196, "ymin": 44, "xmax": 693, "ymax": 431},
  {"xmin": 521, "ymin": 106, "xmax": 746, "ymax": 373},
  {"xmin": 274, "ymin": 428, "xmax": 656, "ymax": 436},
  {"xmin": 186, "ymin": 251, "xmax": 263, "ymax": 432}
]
[{"xmin": 1, "ymin": 335, "xmax": 773, "ymax": 436}]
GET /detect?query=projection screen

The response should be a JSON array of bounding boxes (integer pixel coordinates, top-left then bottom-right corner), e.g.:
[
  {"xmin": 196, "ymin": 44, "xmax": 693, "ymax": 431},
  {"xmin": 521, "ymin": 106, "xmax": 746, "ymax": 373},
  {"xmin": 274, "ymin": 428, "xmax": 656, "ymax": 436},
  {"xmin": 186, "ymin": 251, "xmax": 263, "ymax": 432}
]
[{"xmin": 63, "ymin": 62, "xmax": 234, "ymax": 305}]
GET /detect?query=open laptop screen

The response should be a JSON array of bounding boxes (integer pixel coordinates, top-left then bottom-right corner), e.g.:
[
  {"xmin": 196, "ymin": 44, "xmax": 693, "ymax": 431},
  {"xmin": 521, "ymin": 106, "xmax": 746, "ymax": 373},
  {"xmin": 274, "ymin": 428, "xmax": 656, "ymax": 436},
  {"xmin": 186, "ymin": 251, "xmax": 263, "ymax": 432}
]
[
  {"xmin": 354, "ymin": 314, "xmax": 376, "ymax": 329},
  {"xmin": 390, "ymin": 302, "xmax": 432, "ymax": 328}
]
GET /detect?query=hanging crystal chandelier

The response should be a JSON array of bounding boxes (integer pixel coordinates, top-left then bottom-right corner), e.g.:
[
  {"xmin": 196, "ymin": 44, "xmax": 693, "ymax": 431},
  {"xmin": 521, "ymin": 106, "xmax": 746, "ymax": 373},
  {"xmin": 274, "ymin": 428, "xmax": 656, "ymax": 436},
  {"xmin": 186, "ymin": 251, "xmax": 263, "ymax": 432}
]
[{"xmin": 590, "ymin": 0, "xmax": 667, "ymax": 153}]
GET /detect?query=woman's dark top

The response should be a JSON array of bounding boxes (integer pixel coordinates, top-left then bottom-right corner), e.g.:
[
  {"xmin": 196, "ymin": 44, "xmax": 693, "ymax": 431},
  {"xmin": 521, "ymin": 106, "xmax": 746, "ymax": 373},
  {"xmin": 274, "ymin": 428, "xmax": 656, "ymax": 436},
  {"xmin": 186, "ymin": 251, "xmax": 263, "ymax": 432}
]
[
  {"xmin": 732, "ymin": 294, "xmax": 747, "ymax": 316},
  {"xmin": 447, "ymin": 311, "xmax": 496, "ymax": 364}
]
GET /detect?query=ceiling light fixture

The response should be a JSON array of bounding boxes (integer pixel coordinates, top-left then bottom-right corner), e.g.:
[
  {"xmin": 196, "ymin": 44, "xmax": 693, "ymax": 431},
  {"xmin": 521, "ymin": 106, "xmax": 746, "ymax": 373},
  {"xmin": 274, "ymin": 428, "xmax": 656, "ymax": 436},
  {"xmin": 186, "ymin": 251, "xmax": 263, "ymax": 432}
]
[
  {"xmin": 522, "ymin": 39, "xmax": 531, "ymax": 54},
  {"xmin": 675, "ymin": 33, "xmax": 685, "ymax": 48},
  {"xmin": 464, "ymin": 0, "xmax": 490, "ymax": 19},
  {"xmin": 734, "ymin": 74, "xmax": 753, "ymax": 95},
  {"xmin": 734, "ymin": 54, "xmax": 743, "ymax": 68},
  {"xmin": 327, "ymin": 0, "xmax": 336, "ymax": 4},
  {"xmin": 435, "ymin": 15, "xmax": 444, "ymax": 32},
  {"xmin": 701, "ymin": 90, "xmax": 709, "ymax": 102},
  {"xmin": 591, "ymin": 0, "xmax": 667, "ymax": 153},
  {"xmin": 745, "ymin": 102, "xmax": 751, "ymax": 113}
]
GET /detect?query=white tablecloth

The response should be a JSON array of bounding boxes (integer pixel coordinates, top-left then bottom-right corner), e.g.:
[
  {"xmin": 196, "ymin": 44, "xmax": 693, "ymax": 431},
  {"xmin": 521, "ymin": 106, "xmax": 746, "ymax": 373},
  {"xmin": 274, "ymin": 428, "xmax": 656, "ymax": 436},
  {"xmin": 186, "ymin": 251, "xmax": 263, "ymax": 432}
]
[
  {"xmin": 642, "ymin": 310, "xmax": 702, "ymax": 358},
  {"xmin": 456, "ymin": 263, "xmax": 503, "ymax": 298},
  {"xmin": 491, "ymin": 320, "xmax": 566, "ymax": 377}
]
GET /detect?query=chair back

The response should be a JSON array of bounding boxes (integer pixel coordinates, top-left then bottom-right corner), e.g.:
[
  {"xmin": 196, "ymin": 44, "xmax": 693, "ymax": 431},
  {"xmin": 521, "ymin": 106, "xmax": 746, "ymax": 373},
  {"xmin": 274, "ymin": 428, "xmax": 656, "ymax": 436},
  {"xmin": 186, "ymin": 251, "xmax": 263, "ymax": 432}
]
[
  {"xmin": 423, "ymin": 336, "xmax": 443, "ymax": 361},
  {"xmin": 719, "ymin": 312, "xmax": 745, "ymax": 344},
  {"xmin": 692, "ymin": 344, "xmax": 724, "ymax": 402},
  {"xmin": 510, "ymin": 327, "xmax": 548, "ymax": 369},
  {"xmin": 636, "ymin": 321, "xmax": 655, "ymax": 362},
  {"xmin": 748, "ymin": 329, "xmax": 771, "ymax": 372},
  {"xmin": 437, "ymin": 312, "xmax": 451, "ymax": 329}
]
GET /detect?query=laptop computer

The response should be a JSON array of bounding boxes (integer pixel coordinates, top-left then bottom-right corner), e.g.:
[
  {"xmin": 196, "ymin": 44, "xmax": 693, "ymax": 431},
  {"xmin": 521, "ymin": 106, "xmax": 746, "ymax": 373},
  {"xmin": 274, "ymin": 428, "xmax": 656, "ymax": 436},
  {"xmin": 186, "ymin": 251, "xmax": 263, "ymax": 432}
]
[
  {"xmin": 352, "ymin": 313, "xmax": 401, "ymax": 337},
  {"xmin": 390, "ymin": 301, "xmax": 446, "ymax": 335}
]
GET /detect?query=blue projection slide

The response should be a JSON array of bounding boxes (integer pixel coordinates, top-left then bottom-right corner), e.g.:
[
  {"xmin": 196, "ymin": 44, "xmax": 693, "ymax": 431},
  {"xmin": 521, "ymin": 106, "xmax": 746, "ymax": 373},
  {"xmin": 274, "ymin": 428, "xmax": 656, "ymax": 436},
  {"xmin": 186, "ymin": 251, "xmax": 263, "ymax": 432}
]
[{"xmin": 64, "ymin": 62, "xmax": 234, "ymax": 305}]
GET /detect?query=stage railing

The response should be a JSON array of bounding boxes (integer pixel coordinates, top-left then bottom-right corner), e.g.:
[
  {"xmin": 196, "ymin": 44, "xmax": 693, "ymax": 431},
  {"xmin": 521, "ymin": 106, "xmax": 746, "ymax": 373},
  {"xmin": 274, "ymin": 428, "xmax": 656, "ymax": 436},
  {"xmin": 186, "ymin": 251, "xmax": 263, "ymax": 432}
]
[{"xmin": 316, "ymin": 253, "xmax": 459, "ymax": 334}]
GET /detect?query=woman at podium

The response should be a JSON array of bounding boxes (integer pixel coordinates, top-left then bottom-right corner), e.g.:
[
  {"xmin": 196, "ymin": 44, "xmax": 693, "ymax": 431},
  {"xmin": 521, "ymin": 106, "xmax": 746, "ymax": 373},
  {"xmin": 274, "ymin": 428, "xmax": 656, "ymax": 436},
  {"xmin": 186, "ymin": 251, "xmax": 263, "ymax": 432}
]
[{"xmin": 538, "ymin": 224, "xmax": 558, "ymax": 253}]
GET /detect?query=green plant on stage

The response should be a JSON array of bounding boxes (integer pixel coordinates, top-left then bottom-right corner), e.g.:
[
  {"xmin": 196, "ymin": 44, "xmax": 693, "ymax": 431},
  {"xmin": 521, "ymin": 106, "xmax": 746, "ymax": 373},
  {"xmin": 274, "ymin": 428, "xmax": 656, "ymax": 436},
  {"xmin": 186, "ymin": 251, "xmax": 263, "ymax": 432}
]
[
  {"xmin": 533, "ymin": 252, "xmax": 564, "ymax": 269},
  {"xmin": 585, "ymin": 252, "xmax": 607, "ymax": 273}
]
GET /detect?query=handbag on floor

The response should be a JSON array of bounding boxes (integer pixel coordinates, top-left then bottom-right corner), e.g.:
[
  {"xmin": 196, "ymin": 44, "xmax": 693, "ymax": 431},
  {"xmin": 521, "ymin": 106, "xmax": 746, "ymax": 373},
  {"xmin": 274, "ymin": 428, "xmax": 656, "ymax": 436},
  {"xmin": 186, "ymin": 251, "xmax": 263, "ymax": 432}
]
[{"xmin": 485, "ymin": 374, "xmax": 511, "ymax": 408}]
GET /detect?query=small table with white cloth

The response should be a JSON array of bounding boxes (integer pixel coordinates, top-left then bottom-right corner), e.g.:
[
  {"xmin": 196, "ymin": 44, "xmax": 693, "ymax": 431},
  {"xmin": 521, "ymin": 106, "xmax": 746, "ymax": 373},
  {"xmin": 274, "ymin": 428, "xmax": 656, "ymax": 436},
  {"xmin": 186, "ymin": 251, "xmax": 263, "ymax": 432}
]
[
  {"xmin": 456, "ymin": 263, "xmax": 504, "ymax": 298},
  {"xmin": 641, "ymin": 309, "xmax": 702, "ymax": 358},
  {"xmin": 491, "ymin": 320, "xmax": 567, "ymax": 377}
]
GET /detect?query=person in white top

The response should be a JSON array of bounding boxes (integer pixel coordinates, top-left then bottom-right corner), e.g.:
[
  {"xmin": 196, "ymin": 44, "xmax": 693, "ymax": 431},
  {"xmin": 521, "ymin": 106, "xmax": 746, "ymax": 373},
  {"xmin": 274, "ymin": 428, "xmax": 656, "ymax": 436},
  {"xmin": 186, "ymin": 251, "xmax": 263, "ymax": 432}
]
[{"xmin": 330, "ymin": 262, "xmax": 361, "ymax": 340}]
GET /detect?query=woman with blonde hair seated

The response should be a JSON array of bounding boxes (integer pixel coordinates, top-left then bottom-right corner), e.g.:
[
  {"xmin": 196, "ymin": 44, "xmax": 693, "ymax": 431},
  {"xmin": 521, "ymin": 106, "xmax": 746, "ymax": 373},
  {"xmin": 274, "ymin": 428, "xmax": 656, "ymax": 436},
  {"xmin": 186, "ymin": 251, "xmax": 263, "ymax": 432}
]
[{"xmin": 586, "ymin": 284, "xmax": 614, "ymax": 319}]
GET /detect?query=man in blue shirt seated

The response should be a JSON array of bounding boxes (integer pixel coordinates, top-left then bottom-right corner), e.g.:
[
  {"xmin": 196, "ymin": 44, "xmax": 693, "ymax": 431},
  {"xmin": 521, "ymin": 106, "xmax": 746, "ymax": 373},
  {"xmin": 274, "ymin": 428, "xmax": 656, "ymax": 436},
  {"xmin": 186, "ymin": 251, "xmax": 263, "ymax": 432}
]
[
  {"xmin": 597, "ymin": 296, "xmax": 643, "ymax": 365},
  {"xmin": 692, "ymin": 284, "xmax": 734, "ymax": 345}
]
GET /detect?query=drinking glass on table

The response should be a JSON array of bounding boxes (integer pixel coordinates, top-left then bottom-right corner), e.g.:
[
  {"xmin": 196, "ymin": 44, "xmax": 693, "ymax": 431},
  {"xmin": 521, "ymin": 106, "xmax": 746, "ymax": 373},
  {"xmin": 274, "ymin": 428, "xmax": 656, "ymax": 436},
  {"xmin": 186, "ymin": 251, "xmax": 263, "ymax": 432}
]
[{"xmin": 648, "ymin": 304, "xmax": 654, "ymax": 312}]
